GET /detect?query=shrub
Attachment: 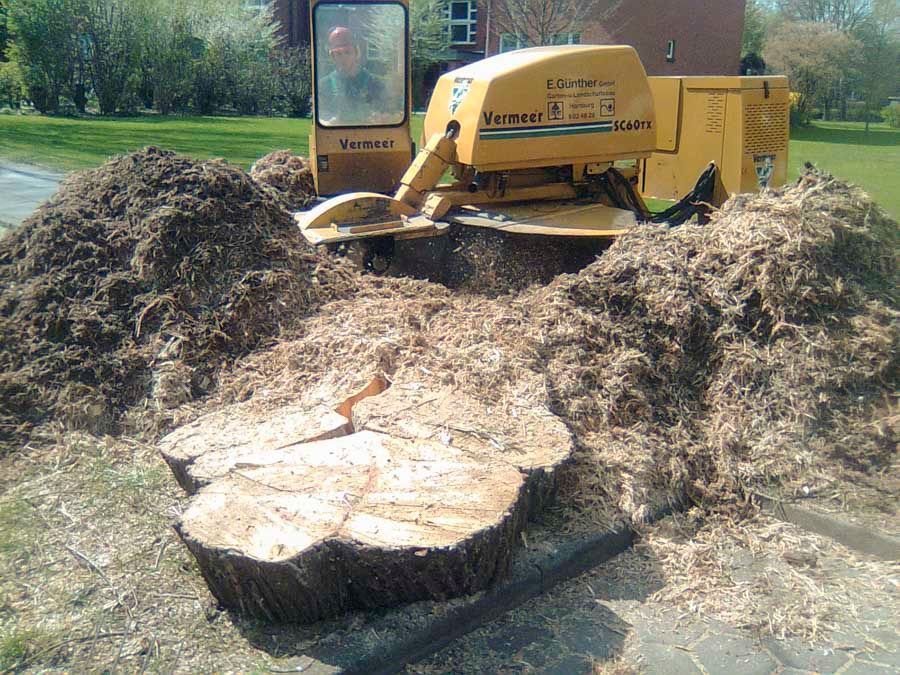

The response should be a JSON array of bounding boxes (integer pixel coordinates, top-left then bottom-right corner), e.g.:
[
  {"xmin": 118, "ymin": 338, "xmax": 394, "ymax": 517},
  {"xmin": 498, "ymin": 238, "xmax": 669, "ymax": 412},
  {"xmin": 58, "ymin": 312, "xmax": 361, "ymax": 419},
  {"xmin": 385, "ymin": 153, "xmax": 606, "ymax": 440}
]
[
  {"xmin": 272, "ymin": 46, "xmax": 312, "ymax": 118},
  {"xmin": 0, "ymin": 60, "xmax": 25, "ymax": 108},
  {"xmin": 882, "ymin": 103, "xmax": 900, "ymax": 128}
]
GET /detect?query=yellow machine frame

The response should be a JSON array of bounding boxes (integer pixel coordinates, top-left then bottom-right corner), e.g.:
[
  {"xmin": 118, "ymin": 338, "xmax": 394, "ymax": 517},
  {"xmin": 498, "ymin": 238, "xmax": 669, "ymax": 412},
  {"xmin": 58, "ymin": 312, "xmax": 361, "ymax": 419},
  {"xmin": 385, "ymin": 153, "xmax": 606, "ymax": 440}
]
[
  {"xmin": 298, "ymin": 39, "xmax": 790, "ymax": 253},
  {"xmin": 644, "ymin": 75, "xmax": 790, "ymax": 201},
  {"xmin": 309, "ymin": 0, "xmax": 414, "ymax": 196}
]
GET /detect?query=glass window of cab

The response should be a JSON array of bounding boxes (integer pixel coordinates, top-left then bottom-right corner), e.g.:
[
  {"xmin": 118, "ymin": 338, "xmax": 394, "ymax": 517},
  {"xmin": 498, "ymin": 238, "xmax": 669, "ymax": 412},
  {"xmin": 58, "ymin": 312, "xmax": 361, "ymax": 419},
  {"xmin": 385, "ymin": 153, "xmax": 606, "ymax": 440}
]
[{"xmin": 314, "ymin": 3, "xmax": 407, "ymax": 127}]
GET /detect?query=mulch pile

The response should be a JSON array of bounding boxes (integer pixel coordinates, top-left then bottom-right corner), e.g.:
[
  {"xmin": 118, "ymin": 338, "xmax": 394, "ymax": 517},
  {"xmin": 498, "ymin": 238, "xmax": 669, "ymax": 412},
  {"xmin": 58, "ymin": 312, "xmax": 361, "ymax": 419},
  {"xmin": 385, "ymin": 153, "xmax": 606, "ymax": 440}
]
[
  {"xmin": 249, "ymin": 150, "xmax": 317, "ymax": 211},
  {"xmin": 2, "ymin": 150, "xmax": 896, "ymax": 523},
  {"xmin": 201, "ymin": 167, "xmax": 898, "ymax": 526},
  {"xmin": 0, "ymin": 147, "xmax": 353, "ymax": 451},
  {"xmin": 532, "ymin": 171, "xmax": 897, "ymax": 523}
]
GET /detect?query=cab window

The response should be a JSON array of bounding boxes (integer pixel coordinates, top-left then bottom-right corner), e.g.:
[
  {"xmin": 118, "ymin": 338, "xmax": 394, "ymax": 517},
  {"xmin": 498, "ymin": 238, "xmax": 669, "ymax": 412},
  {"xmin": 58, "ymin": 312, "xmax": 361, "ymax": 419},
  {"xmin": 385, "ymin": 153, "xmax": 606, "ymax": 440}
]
[{"xmin": 313, "ymin": 2, "xmax": 407, "ymax": 127}]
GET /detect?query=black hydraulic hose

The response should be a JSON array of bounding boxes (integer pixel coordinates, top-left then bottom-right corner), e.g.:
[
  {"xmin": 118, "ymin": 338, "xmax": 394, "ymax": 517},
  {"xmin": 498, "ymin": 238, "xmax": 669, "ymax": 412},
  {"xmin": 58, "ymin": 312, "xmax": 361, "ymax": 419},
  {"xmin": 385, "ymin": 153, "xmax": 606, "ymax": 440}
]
[{"xmin": 600, "ymin": 163, "xmax": 718, "ymax": 227}]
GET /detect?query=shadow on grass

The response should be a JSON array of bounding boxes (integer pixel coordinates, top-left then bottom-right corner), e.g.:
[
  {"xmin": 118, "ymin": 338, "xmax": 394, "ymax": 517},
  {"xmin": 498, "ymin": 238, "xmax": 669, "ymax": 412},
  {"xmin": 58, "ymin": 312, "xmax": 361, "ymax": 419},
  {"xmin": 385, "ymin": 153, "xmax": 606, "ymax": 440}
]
[{"xmin": 791, "ymin": 123, "xmax": 900, "ymax": 147}]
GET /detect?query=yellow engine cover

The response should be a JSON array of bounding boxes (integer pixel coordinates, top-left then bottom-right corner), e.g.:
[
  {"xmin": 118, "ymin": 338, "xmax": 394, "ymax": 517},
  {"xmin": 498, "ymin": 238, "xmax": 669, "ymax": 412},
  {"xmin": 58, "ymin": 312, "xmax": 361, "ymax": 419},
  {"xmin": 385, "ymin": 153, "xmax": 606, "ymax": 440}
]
[{"xmin": 424, "ymin": 45, "xmax": 657, "ymax": 172}]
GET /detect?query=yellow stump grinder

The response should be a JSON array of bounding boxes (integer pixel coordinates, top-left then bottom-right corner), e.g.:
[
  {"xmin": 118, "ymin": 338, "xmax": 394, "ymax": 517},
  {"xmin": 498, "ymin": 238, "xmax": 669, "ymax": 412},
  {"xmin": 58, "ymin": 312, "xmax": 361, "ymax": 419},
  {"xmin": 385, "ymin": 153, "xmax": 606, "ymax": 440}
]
[{"xmin": 298, "ymin": 0, "xmax": 789, "ymax": 277}]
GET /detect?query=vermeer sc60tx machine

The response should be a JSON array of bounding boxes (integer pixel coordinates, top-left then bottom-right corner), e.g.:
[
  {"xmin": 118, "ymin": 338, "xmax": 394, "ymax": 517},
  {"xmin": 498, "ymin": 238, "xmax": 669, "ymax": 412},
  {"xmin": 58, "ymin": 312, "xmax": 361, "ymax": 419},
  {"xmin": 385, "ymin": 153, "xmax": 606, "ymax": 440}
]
[{"xmin": 298, "ymin": 0, "xmax": 789, "ymax": 274}]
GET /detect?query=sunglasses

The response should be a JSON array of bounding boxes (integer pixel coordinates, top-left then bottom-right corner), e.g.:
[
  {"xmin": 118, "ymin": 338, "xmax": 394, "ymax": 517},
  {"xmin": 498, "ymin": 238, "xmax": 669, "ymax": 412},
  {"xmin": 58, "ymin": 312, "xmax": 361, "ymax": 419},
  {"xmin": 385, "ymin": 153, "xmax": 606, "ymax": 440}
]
[{"xmin": 329, "ymin": 46, "xmax": 355, "ymax": 56}]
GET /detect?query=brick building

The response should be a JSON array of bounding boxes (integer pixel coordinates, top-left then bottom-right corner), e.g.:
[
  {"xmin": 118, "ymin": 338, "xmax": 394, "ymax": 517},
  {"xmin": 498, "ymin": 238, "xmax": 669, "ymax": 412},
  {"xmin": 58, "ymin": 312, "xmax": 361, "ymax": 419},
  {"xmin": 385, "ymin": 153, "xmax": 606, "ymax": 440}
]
[{"xmin": 269, "ymin": 0, "xmax": 745, "ymax": 77}]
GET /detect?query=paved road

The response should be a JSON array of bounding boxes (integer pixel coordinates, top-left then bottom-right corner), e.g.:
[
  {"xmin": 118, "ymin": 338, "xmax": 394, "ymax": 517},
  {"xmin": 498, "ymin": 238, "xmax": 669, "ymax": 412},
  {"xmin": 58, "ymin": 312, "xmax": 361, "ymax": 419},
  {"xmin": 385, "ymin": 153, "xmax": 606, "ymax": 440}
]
[
  {"xmin": 0, "ymin": 162, "xmax": 63, "ymax": 228},
  {"xmin": 407, "ymin": 512, "xmax": 898, "ymax": 674}
]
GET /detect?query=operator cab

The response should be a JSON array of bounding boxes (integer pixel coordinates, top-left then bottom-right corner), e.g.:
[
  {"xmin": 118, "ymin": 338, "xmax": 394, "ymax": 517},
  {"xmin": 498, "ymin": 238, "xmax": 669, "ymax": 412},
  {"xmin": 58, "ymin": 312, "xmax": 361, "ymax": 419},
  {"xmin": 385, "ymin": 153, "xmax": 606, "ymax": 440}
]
[{"xmin": 310, "ymin": 0, "xmax": 413, "ymax": 196}]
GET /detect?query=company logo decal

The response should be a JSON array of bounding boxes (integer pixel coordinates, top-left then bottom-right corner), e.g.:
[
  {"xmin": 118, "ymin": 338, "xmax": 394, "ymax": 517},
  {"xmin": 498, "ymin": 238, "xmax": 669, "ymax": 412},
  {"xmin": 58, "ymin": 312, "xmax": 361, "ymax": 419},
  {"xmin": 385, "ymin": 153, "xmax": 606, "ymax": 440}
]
[
  {"xmin": 479, "ymin": 119, "xmax": 613, "ymax": 140},
  {"xmin": 449, "ymin": 78, "xmax": 472, "ymax": 115}
]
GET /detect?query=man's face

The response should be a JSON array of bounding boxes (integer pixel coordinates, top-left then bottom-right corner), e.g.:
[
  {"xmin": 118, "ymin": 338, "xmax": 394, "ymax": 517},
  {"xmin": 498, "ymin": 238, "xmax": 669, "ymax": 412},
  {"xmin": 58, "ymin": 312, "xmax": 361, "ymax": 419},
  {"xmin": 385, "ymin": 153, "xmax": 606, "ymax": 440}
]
[{"xmin": 330, "ymin": 44, "xmax": 361, "ymax": 77}]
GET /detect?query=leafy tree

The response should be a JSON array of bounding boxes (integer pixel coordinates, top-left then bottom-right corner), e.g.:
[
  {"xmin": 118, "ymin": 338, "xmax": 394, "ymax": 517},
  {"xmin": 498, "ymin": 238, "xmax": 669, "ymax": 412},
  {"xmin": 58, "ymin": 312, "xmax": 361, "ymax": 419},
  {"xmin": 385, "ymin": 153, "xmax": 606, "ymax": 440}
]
[
  {"xmin": 7, "ymin": 0, "xmax": 84, "ymax": 112},
  {"xmin": 1, "ymin": 0, "xmax": 9, "ymax": 61},
  {"xmin": 764, "ymin": 20, "xmax": 859, "ymax": 123},
  {"xmin": 742, "ymin": 0, "xmax": 770, "ymax": 58},
  {"xmin": 854, "ymin": 0, "xmax": 899, "ymax": 130},
  {"xmin": 192, "ymin": 2, "xmax": 279, "ymax": 115},
  {"xmin": 0, "ymin": 59, "xmax": 24, "ymax": 105},
  {"xmin": 271, "ymin": 45, "xmax": 312, "ymax": 117},
  {"xmin": 82, "ymin": 0, "xmax": 144, "ymax": 114},
  {"xmin": 409, "ymin": 0, "xmax": 449, "ymax": 107},
  {"xmin": 143, "ymin": 1, "xmax": 199, "ymax": 114}
]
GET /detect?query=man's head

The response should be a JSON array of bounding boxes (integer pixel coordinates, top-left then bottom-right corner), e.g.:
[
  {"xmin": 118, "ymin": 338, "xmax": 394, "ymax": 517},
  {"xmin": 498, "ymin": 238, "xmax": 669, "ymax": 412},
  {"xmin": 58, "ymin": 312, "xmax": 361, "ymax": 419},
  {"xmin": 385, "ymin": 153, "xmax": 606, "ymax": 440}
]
[{"xmin": 328, "ymin": 26, "xmax": 362, "ymax": 77}]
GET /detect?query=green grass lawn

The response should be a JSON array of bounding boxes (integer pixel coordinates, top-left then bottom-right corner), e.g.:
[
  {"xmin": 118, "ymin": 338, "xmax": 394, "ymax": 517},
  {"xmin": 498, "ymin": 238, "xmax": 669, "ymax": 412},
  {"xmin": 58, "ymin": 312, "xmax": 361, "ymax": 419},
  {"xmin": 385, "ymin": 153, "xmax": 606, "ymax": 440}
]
[
  {"xmin": 0, "ymin": 113, "xmax": 897, "ymax": 216},
  {"xmin": 0, "ymin": 114, "xmax": 316, "ymax": 171},
  {"xmin": 789, "ymin": 121, "xmax": 899, "ymax": 218}
]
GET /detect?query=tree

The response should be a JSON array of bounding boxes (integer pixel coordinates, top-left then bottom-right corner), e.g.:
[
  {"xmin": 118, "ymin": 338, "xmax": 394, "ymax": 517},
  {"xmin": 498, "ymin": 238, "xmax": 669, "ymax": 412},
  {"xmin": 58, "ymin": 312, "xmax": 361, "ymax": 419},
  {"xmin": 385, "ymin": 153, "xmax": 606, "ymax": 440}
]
[
  {"xmin": 82, "ymin": 0, "xmax": 144, "ymax": 114},
  {"xmin": 143, "ymin": 1, "xmax": 199, "ymax": 114},
  {"xmin": 409, "ymin": 0, "xmax": 449, "ymax": 107},
  {"xmin": 7, "ymin": 0, "xmax": 84, "ymax": 112},
  {"xmin": 742, "ymin": 0, "xmax": 774, "ymax": 74},
  {"xmin": 491, "ymin": 0, "xmax": 620, "ymax": 49},
  {"xmin": 1, "ymin": 0, "xmax": 9, "ymax": 61},
  {"xmin": 775, "ymin": 0, "xmax": 873, "ymax": 31},
  {"xmin": 764, "ymin": 20, "xmax": 859, "ymax": 123},
  {"xmin": 855, "ymin": 0, "xmax": 900, "ymax": 130},
  {"xmin": 190, "ymin": 1, "xmax": 280, "ymax": 115},
  {"xmin": 742, "ymin": 0, "xmax": 770, "ymax": 58}
]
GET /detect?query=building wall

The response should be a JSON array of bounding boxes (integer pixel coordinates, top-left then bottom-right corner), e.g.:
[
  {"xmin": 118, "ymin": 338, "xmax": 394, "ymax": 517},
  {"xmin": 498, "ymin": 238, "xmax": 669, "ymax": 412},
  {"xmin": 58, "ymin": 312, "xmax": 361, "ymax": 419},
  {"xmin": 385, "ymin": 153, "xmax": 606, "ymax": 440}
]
[
  {"xmin": 591, "ymin": 0, "xmax": 746, "ymax": 76},
  {"xmin": 485, "ymin": 0, "xmax": 745, "ymax": 76},
  {"xmin": 275, "ymin": 0, "xmax": 745, "ymax": 76}
]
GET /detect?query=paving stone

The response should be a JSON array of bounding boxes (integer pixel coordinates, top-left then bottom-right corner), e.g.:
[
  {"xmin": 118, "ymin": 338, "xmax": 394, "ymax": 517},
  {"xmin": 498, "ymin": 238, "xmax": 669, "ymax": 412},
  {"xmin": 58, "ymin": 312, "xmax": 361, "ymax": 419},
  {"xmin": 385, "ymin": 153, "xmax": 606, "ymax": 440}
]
[
  {"xmin": 634, "ymin": 613, "xmax": 707, "ymax": 647},
  {"xmin": 764, "ymin": 637, "xmax": 851, "ymax": 673},
  {"xmin": 695, "ymin": 634, "xmax": 777, "ymax": 675},
  {"xmin": 536, "ymin": 653, "xmax": 593, "ymax": 675},
  {"xmin": 830, "ymin": 630, "xmax": 870, "ymax": 653},
  {"xmin": 639, "ymin": 642, "xmax": 702, "ymax": 674},
  {"xmin": 558, "ymin": 616, "xmax": 616, "ymax": 659},
  {"xmin": 865, "ymin": 628, "xmax": 900, "ymax": 652},
  {"xmin": 860, "ymin": 646, "xmax": 899, "ymax": 669},
  {"xmin": 701, "ymin": 618, "xmax": 742, "ymax": 639},
  {"xmin": 841, "ymin": 659, "xmax": 897, "ymax": 674},
  {"xmin": 485, "ymin": 624, "xmax": 554, "ymax": 656}
]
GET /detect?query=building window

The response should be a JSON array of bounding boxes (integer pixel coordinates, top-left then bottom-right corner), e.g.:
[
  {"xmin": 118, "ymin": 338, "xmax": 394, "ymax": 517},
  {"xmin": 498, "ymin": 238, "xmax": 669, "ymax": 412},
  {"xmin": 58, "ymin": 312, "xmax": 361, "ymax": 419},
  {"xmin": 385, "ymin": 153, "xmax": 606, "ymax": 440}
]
[
  {"xmin": 499, "ymin": 33, "xmax": 529, "ymax": 52},
  {"xmin": 552, "ymin": 32, "xmax": 581, "ymax": 45},
  {"xmin": 666, "ymin": 39, "xmax": 676, "ymax": 62},
  {"xmin": 446, "ymin": 0, "xmax": 477, "ymax": 45}
]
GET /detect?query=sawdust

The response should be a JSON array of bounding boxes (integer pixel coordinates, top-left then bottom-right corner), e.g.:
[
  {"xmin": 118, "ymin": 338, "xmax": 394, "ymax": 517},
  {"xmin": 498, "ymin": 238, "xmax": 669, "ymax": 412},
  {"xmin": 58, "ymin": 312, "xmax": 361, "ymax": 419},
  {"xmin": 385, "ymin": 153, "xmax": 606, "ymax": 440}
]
[
  {"xmin": 191, "ymin": 168, "xmax": 897, "ymax": 531},
  {"xmin": 2, "ymin": 159, "xmax": 897, "ymax": 533},
  {"xmin": 249, "ymin": 150, "xmax": 317, "ymax": 211},
  {"xmin": 0, "ymin": 152, "xmax": 897, "ymax": 661},
  {"xmin": 628, "ymin": 510, "xmax": 899, "ymax": 642},
  {"xmin": 0, "ymin": 148, "xmax": 356, "ymax": 452}
]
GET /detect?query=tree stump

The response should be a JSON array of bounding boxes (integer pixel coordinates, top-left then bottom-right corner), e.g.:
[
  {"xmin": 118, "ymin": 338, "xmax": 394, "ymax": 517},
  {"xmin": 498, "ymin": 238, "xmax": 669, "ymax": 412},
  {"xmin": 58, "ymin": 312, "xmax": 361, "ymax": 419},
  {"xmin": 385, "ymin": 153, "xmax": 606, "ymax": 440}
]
[{"xmin": 161, "ymin": 380, "xmax": 573, "ymax": 623}]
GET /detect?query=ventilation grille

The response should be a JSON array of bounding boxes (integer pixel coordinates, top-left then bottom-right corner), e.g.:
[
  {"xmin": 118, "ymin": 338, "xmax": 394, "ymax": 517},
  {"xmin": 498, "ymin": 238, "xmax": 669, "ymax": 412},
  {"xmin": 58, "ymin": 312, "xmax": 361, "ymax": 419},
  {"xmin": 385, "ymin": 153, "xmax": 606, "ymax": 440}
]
[
  {"xmin": 744, "ymin": 103, "xmax": 789, "ymax": 153},
  {"xmin": 704, "ymin": 92, "xmax": 726, "ymax": 133}
]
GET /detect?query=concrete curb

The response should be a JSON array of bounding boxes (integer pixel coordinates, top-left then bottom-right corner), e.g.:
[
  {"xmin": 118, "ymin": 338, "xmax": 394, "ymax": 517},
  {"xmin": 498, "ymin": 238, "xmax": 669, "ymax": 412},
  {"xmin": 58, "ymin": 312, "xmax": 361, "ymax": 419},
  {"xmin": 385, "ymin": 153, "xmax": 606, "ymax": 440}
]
[
  {"xmin": 757, "ymin": 494, "xmax": 900, "ymax": 561},
  {"xmin": 298, "ymin": 525, "xmax": 636, "ymax": 674}
]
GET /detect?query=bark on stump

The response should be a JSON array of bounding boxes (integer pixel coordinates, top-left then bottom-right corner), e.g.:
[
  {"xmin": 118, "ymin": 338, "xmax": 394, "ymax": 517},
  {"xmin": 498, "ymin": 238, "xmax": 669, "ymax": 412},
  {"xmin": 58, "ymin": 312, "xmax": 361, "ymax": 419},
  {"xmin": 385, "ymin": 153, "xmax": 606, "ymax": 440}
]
[{"xmin": 161, "ymin": 381, "xmax": 573, "ymax": 623}]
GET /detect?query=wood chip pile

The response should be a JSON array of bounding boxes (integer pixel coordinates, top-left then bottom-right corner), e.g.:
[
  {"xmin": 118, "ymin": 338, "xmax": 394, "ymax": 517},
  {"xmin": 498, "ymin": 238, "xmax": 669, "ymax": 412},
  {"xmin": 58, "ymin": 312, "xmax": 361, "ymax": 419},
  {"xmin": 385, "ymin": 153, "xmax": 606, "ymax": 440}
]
[
  {"xmin": 0, "ymin": 148, "xmax": 351, "ymax": 451},
  {"xmin": 1, "ymin": 149, "xmax": 895, "ymax": 619},
  {"xmin": 196, "ymin": 167, "xmax": 897, "ymax": 529}
]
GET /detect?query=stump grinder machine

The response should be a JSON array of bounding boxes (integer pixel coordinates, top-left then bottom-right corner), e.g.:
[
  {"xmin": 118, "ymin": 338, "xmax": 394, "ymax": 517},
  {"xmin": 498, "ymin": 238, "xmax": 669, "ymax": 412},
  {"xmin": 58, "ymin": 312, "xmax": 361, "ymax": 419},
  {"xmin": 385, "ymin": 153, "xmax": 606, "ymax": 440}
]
[{"xmin": 298, "ymin": 0, "xmax": 789, "ymax": 276}]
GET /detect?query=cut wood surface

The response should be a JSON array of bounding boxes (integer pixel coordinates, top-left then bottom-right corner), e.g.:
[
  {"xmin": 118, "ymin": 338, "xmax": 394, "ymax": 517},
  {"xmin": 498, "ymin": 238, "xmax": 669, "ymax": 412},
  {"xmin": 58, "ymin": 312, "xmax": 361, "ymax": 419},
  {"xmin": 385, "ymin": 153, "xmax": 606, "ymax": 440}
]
[
  {"xmin": 158, "ymin": 401, "xmax": 352, "ymax": 494},
  {"xmin": 161, "ymin": 381, "xmax": 574, "ymax": 622}
]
